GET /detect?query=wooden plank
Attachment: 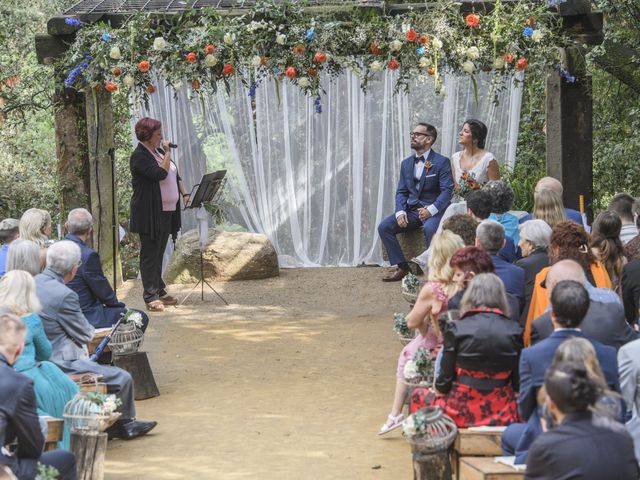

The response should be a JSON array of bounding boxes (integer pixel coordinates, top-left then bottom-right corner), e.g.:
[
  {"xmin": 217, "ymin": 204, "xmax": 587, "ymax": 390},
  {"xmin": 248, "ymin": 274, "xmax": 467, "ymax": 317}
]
[
  {"xmin": 71, "ymin": 432, "xmax": 108, "ymax": 480},
  {"xmin": 454, "ymin": 429, "xmax": 504, "ymax": 456},
  {"xmin": 44, "ymin": 417, "xmax": 64, "ymax": 451},
  {"xmin": 459, "ymin": 457, "xmax": 524, "ymax": 480}
]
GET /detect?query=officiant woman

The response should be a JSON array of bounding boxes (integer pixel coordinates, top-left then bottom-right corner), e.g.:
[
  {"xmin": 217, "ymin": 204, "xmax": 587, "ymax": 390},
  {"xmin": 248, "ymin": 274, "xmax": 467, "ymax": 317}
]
[{"xmin": 130, "ymin": 117, "xmax": 191, "ymax": 312}]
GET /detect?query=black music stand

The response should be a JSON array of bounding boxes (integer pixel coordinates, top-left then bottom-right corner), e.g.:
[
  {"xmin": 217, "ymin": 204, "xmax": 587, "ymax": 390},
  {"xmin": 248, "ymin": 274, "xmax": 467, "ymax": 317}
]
[{"xmin": 180, "ymin": 170, "xmax": 229, "ymax": 305}]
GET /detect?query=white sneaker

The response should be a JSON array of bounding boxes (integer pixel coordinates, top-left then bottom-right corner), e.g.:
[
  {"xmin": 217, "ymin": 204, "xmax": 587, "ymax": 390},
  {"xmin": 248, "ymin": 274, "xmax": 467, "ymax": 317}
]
[{"xmin": 378, "ymin": 413, "xmax": 404, "ymax": 435}]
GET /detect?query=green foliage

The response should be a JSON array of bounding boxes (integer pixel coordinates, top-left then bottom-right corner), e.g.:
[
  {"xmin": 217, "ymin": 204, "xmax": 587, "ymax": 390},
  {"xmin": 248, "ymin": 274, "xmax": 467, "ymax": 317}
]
[{"xmin": 36, "ymin": 463, "xmax": 59, "ymax": 480}]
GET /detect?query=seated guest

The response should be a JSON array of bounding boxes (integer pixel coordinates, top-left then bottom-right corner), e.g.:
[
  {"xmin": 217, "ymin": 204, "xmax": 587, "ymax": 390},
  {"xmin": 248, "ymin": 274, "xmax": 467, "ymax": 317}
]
[
  {"xmin": 64, "ymin": 209, "xmax": 148, "ymax": 331},
  {"xmin": 0, "ymin": 271, "xmax": 79, "ymax": 449},
  {"xmin": 519, "ymin": 176, "xmax": 584, "ymax": 225},
  {"xmin": 0, "ymin": 312, "xmax": 77, "ymax": 480},
  {"xmin": 5, "ymin": 240, "xmax": 42, "ymax": 276},
  {"xmin": 623, "ymin": 197, "xmax": 640, "ymax": 262},
  {"xmin": 466, "ymin": 189, "xmax": 517, "ymax": 262},
  {"xmin": 441, "ymin": 214, "xmax": 476, "ymax": 246},
  {"xmin": 483, "ymin": 180, "xmax": 520, "ymax": 247},
  {"xmin": 591, "ymin": 210, "xmax": 627, "ymax": 293},
  {"xmin": 516, "ymin": 220, "xmax": 551, "ymax": 323},
  {"xmin": 608, "ymin": 192, "xmax": 638, "ymax": 246},
  {"xmin": 19, "ymin": 209, "xmax": 52, "ymax": 268},
  {"xmin": 530, "ymin": 189, "xmax": 566, "ymax": 229},
  {"xmin": 524, "ymin": 220, "xmax": 613, "ymax": 345},
  {"xmin": 35, "ymin": 241, "xmax": 156, "ymax": 440},
  {"xmin": 447, "ymin": 246, "xmax": 521, "ymax": 325},
  {"xmin": 618, "ymin": 337, "xmax": 640, "ymax": 463},
  {"xmin": 424, "ymin": 273, "xmax": 522, "ymax": 427},
  {"xmin": 476, "ymin": 220, "xmax": 525, "ymax": 308},
  {"xmin": 525, "ymin": 363, "xmax": 637, "ymax": 480},
  {"xmin": 621, "ymin": 258, "xmax": 640, "ymax": 326},
  {"xmin": 530, "ymin": 260, "xmax": 636, "ymax": 349},
  {"xmin": 378, "ymin": 231, "xmax": 464, "ymax": 434},
  {"xmin": 502, "ymin": 280, "xmax": 619, "ymax": 463},
  {"xmin": 0, "ymin": 219, "xmax": 19, "ymax": 277}
]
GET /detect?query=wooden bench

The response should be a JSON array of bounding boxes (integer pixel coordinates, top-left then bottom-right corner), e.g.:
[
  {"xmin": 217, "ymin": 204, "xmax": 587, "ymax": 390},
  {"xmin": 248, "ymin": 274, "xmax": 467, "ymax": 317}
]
[
  {"xmin": 458, "ymin": 457, "xmax": 524, "ymax": 480},
  {"xmin": 68, "ymin": 373, "xmax": 107, "ymax": 394},
  {"xmin": 44, "ymin": 417, "xmax": 63, "ymax": 451},
  {"xmin": 452, "ymin": 428, "xmax": 505, "ymax": 479},
  {"xmin": 88, "ymin": 328, "xmax": 111, "ymax": 356}
]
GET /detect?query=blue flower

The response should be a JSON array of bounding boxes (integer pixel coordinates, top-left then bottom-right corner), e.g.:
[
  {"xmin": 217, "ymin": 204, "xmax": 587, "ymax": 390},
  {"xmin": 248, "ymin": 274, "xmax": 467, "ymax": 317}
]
[
  {"xmin": 545, "ymin": 0, "xmax": 567, "ymax": 6},
  {"xmin": 306, "ymin": 29, "xmax": 315, "ymax": 41},
  {"xmin": 523, "ymin": 27, "xmax": 534, "ymax": 38},
  {"xmin": 64, "ymin": 18, "xmax": 82, "ymax": 27},
  {"xmin": 314, "ymin": 95, "xmax": 322, "ymax": 114},
  {"xmin": 85, "ymin": 55, "xmax": 92, "ymax": 61},
  {"xmin": 416, "ymin": 47, "xmax": 425, "ymax": 55},
  {"xmin": 273, "ymin": 67, "xmax": 279, "ymax": 75},
  {"xmin": 248, "ymin": 82, "xmax": 258, "ymax": 98},
  {"xmin": 101, "ymin": 33, "xmax": 112, "ymax": 42},
  {"xmin": 553, "ymin": 64, "xmax": 576, "ymax": 83},
  {"xmin": 80, "ymin": 62, "xmax": 89, "ymax": 69}
]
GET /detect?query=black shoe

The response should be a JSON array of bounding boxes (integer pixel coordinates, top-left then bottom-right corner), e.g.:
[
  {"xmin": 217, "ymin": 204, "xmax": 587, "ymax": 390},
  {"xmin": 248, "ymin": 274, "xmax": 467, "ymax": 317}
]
[{"xmin": 109, "ymin": 420, "xmax": 157, "ymax": 440}]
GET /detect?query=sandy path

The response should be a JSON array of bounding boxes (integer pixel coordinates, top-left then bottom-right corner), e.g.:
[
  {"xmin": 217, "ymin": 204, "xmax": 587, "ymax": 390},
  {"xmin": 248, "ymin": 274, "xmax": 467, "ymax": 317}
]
[{"xmin": 106, "ymin": 267, "xmax": 413, "ymax": 479}]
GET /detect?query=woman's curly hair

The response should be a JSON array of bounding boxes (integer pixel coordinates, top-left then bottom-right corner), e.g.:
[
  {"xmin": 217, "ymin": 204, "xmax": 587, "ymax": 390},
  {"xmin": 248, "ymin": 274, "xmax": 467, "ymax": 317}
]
[
  {"xmin": 550, "ymin": 221, "xmax": 596, "ymax": 270},
  {"xmin": 482, "ymin": 180, "xmax": 515, "ymax": 214}
]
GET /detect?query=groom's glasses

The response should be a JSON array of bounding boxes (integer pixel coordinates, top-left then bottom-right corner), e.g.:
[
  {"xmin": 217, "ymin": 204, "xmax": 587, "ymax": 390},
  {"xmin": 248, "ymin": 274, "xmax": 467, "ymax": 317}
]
[{"xmin": 410, "ymin": 132, "xmax": 429, "ymax": 138}]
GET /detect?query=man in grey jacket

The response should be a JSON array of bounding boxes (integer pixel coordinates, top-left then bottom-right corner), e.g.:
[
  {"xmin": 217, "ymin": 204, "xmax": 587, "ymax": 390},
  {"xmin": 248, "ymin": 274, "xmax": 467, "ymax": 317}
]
[{"xmin": 35, "ymin": 240, "xmax": 156, "ymax": 440}]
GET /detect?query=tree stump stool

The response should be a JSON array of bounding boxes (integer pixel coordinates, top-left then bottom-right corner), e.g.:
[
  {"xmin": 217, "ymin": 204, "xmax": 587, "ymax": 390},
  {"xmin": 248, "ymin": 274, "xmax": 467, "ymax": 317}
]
[
  {"xmin": 112, "ymin": 351, "xmax": 160, "ymax": 400},
  {"xmin": 381, "ymin": 229, "xmax": 426, "ymax": 275},
  {"xmin": 70, "ymin": 432, "xmax": 107, "ymax": 480},
  {"xmin": 411, "ymin": 444, "xmax": 452, "ymax": 480}
]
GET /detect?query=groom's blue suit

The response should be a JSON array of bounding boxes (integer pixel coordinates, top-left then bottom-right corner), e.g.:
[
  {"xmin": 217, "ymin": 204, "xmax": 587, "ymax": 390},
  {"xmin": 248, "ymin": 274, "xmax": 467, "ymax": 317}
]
[{"xmin": 378, "ymin": 149, "xmax": 454, "ymax": 266}]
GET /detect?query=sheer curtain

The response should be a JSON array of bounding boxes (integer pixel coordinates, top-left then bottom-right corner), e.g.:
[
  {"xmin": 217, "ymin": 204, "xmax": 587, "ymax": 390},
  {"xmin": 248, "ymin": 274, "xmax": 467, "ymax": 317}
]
[{"xmin": 133, "ymin": 71, "xmax": 522, "ymax": 267}]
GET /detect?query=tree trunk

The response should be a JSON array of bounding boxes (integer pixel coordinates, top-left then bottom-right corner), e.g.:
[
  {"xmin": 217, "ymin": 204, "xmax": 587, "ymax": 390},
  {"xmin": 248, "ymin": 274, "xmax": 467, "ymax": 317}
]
[
  {"xmin": 113, "ymin": 351, "xmax": 160, "ymax": 400},
  {"xmin": 84, "ymin": 87, "xmax": 122, "ymax": 288},
  {"xmin": 70, "ymin": 432, "xmax": 108, "ymax": 480},
  {"xmin": 411, "ymin": 444, "xmax": 452, "ymax": 480}
]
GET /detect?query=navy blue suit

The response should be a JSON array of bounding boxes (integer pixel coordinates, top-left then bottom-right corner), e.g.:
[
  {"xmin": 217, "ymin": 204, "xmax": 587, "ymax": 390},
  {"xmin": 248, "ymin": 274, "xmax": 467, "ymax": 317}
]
[
  {"xmin": 378, "ymin": 150, "xmax": 453, "ymax": 266},
  {"xmin": 503, "ymin": 329, "xmax": 619, "ymax": 464},
  {"xmin": 491, "ymin": 254, "xmax": 525, "ymax": 312},
  {"xmin": 65, "ymin": 234, "xmax": 148, "ymax": 331},
  {"xmin": 0, "ymin": 354, "xmax": 76, "ymax": 480},
  {"xmin": 519, "ymin": 207, "xmax": 583, "ymax": 225}
]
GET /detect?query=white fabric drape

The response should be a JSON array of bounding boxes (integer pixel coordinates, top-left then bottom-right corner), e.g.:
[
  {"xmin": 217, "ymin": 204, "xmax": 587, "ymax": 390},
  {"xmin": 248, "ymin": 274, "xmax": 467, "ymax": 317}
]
[{"xmin": 132, "ymin": 71, "xmax": 522, "ymax": 267}]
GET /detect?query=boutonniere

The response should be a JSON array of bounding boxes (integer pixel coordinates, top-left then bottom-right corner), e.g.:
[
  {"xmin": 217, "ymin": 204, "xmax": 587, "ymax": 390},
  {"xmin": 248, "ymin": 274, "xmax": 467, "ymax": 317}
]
[{"xmin": 424, "ymin": 160, "xmax": 433, "ymax": 172}]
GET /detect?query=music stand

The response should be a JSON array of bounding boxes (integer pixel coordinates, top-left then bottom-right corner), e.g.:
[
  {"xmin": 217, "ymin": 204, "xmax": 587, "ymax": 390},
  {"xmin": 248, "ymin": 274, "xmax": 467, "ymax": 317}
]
[{"xmin": 180, "ymin": 170, "xmax": 229, "ymax": 306}]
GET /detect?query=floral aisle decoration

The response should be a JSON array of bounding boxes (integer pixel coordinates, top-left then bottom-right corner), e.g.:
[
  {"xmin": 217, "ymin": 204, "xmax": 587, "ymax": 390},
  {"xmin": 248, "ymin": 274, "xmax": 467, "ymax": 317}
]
[
  {"xmin": 403, "ymin": 347, "xmax": 435, "ymax": 387},
  {"xmin": 402, "ymin": 406, "xmax": 457, "ymax": 449},
  {"xmin": 394, "ymin": 312, "xmax": 415, "ymax": 345},
  {"xmin": 63, "ymin": 392, "xmax": 122, "ymax": 433},
  {"xmin": 401, "ymin": 272, "xmax": 422, "ymax": 303},
  {"xmin": 58, "ymin": 0, "xmax": 569, "ymax": 105}
]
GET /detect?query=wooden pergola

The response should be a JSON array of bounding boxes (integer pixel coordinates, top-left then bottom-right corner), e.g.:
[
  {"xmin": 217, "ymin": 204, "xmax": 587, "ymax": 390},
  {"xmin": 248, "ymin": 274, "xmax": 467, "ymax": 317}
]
[{"xmin": 36, "ymin": 0, "xmax": 603, "ymax": 282}]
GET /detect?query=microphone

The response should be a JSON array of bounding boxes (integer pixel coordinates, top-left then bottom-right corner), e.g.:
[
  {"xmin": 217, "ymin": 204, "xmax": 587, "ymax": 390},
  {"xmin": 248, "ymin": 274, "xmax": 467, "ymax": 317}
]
[{"xmin": 168, "ymin": 142, "xmax": 178, "ymax": 149}]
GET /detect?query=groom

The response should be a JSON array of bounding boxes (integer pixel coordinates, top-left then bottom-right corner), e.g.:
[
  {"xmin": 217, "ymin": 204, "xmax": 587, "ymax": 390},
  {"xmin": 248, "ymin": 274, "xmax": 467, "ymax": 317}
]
[{"xmin": 378, "ymin": 123, "xmax": 453, "ymax": 282}]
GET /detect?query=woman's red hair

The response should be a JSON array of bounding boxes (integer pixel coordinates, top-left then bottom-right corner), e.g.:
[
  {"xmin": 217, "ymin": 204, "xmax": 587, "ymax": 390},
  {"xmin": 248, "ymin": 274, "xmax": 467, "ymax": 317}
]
[
  {"xmin": 135, "ymin": 117, "xmax": 161, "ymax": 142},
  {"xmin": 450, "ymin": 246, "xmax": 495, "ymax": 274}
]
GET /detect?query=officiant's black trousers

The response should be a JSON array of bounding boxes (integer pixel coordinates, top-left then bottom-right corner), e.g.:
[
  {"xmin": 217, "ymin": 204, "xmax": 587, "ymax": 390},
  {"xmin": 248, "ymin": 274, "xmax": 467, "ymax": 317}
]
[{"xmin": 139, "ymin": 230, "xmax": 170, "ymax": 303}]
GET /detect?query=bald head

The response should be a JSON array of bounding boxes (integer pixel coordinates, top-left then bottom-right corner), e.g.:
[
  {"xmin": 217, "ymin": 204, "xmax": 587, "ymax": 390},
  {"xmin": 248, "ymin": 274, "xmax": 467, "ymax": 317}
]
[
  {"xmin": 546, "ymin": 259, "xmax": 587, "ymax": 300},
  {"xmin": 535, "ymin": 177, "xmax": 563, "ymax": 196}
]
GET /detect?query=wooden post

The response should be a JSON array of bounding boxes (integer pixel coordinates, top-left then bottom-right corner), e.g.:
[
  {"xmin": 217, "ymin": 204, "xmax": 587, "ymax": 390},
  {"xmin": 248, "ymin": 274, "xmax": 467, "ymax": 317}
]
[
  {"xmin": 112, "ymin": 351, "xmax": 160, "ymax": 400},
  {"xmin": 84, "ymin": 87, "xmax": 122, "ymax": 288},
  {"xmin": 410, "ymin": 444, "xmax": 452, "ymax": 480},
  {"xmin": 70, "ymin": 432, "xmax": 108, "ymax": 480}
]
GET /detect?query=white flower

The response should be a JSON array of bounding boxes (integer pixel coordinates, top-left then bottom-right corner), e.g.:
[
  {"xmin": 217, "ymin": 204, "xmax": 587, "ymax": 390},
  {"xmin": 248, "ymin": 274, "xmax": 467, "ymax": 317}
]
[
  {"xmin": 419, "ymin": 57, "xmax": 431, "ymax": 68},
  {"xmin": 403, "ymin": 360, "xmax": 418, "ymax": 380},
  {"xmin": 247, "ymin": 21, "xmax": 264, "ymax": 32},
  {"xmin": 401, "ymin": 23, "xmax": 411, "ymax": 33},
  {"xmin": 276, "ymin": 33, "xmax": 286, "ymax": 45},
  {"xmin": 127, "ymin": 311, "xmax": 143, "ymax": 328},
  {"xmin": 532, "ymin": 30, "xmax": 544, "ymax": 43},
  {"xmin": 153, "ymin": 37, "xmax": 167, "ymax": 51},
  {"xmin": 389, "ymin": 39, "xmax": 403, "ymax": 52},
  {"xmin": 109, "ymin": 46, "xmax": 121, "ymax": 60},
  {"xmin": 490, "ymin": 32, "xmax": 499, "ymax": 42},
  {"xmin": 123, "ymin": 74, "xmax": 134, "ymax": 87},
  {"xmin": 462, "ymin": 60, "xmax": 475, "ymax": 74},
  {"xmin": 324, "ymin": 53, "xmax": 332, "ymax": 63},
  {"xmin": 403, "ymin": 415, "xmax": 418, "ymax": 436},
  {"xmin": 298, "ymin": 77, "xmax": 310, "ymax": 88},
  {"xmin": 204, "ymin": 54, "xmax": 218, "ymax": 67},
  {"xmin": 102, "ymin": 395, "xmax": 118, "ymax": 413},
  {"xmin": 224, "ymin": 33, "xmax": 235, "ymax": 45},
  {"xmin": 431, "ymin": 37, "xmax": 443, "ymax": 50},
  {"xmin": 466, "ymin": 46, "xmax": 480, "ymax": 60},
  {"xmin": 370, "ymin": 60, "xmax": 383, "ymax": 73},
  {"xmin": 173, "ymin": 81, "xmax": 182, "ymax": 91},
  {"xmin": 251, "ymin": 55, "xmax": 262, "ymax": 68},
  {"xmin": 493, "ymin": 56, "xmax": 505, "ymax": 70}
]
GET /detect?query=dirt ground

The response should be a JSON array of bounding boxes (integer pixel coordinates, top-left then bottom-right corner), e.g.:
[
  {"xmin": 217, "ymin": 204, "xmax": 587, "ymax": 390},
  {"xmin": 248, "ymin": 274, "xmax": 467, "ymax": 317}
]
[{"xmin": 106, "ymin": 266, "xmax": 415, "ymax": 479}]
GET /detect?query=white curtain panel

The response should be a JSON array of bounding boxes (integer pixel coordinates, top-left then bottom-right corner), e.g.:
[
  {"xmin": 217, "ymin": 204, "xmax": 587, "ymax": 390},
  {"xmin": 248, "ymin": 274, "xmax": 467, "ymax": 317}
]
[{"xmin": 132, "ymin": 71, "xmax": 522, "ymax": 267}]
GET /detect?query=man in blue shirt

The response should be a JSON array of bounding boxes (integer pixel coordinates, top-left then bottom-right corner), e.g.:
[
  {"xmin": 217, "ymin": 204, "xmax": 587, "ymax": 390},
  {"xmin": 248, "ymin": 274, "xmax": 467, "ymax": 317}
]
[
  {"xmin": 0, "ymin": 218, "xmax": 19, "ymax": 277},
  {"xmin": 519, "ymin": 177, "xmax": 584, "ymax": 226}
]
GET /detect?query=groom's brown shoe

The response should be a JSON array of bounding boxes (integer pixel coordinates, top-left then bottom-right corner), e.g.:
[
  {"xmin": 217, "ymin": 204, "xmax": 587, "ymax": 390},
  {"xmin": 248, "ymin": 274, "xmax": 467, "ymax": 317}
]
[{"xmin": 382, "ymin": 268, "xmax": 408, "ymax": 282}]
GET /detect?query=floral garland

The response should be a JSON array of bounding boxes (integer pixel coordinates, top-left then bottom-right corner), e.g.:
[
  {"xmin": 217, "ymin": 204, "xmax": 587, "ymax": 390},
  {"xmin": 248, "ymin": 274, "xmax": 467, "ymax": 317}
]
[{"xmin": 59, "ymin": 0, "xmax": 569, "ymax": 105}]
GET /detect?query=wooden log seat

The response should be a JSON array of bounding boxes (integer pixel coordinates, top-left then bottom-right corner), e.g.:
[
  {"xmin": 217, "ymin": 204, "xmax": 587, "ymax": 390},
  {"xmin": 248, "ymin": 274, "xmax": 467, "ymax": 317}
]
[
  {"xmin": 452, "ymin": 428, "xmax": 505, "ymax": 479},
  {"xmin": 458, "ymin": 457, "xmax": 524, "ymax": 480},
  {"xmin": 44, "ymin": 417, "xmax": 64, "ymax": 451},
  {"xmin": 381, "ymin": 228, "xmax": 427, "ymax": 264}
]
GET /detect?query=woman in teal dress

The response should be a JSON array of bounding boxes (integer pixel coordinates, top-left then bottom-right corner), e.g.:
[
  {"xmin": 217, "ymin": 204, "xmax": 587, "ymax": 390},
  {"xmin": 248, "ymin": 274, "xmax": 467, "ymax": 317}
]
[{"xmin": 0, "ymin": 270, "xmax": 79, "ymax": 449}]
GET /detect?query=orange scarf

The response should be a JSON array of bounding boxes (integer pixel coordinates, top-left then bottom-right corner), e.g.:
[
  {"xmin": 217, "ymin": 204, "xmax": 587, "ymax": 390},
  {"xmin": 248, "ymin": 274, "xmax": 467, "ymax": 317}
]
[{"xmin": 523, "ymin": 261, "xmax": 612, "ymax": 346}]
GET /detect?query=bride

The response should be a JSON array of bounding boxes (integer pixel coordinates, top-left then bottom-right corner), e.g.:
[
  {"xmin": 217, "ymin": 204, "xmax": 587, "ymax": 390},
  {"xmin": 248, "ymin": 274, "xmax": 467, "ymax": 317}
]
[{"xmin": 413, "ymin": 119, "xmax": 500, "ymax": 267}]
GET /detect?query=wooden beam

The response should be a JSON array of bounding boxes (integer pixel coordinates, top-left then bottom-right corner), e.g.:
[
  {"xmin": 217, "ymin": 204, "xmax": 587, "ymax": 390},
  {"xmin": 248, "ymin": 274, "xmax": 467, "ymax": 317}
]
[
  {"xmin": 35, "ymin": 34, "xmax": 74, "ymax": 65},
  {"xmin": 592, "ymin": 39, "xmax": 640, "ymax": 94}
]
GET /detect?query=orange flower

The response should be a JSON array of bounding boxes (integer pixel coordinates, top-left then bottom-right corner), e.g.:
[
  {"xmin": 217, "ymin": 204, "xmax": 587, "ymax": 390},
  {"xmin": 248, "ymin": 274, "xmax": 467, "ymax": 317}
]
[
  {"xmin": 427, "ymin": 67, "xmax": 435, "ymax": 76},
  {"xmin": 405, "ymin": 29, "xmax": 418, "ymax": 42},
  {"xmin": 292, "ymin": 44, "xmax": 305, "ymax": 55},
  {"xmin": 388, "ymin": 58, "xmax": 400, "ymax": 70},
  {"xmin": 105, "ymin": 81, "xmax": 118, "ymax": 93},
  {"xmin": 526, "ymin": 17, "xmax": 536, "ymax": 27},
  {"xmin": 369, "ymin": 42, "xmax": 382, "ymax": 55},
  {"xmin": 516, "ymin": 57, "xmax": 529, "ymax": 70},
  {"xmin": 146, "ymin": 84, "xmax": 156, "ymax": 94},
  {"xmin": 260, "ymin": 56, "xmax": 268, "ymax": 66},
  {"xmin": 204, "ymin": 44, "xmax": 216, "ymax": 54},
  {"xmin": 313, "ymin": 51, "xmax": 327, "ymax": 64},
  {"xmin": 112, "ymin": 67, "xmax": 121, "ymax": 77},
  {"xmin": 307, "ymin": 67, "xmax": 318, "ymax": 77},
  {"xmin": 137, "ymin": 60, "xmax": 151, "ymax": 73},
  {"xmin": 419, "ymin": 35, "xmax": 430, "ymax": 45},
  {"xmin": 222, "ymin": 63, "xmax": 235, "ymax": 75},
  {"xmin": 465, "ymin": 14, "xmax": 480, "ymax": 27},
  {"xmin": 285, "ymin": 66, "xmax": 297, "ymax": 79},
  {"xmin": 191, "ymin": 80, "xmax": 201, "ymax": 90},
  {"xmin": 503, "ymin": 53, "xmax": 514, "ymax": 64},
  {"xmin": 186, "ymin": 52, "xmax": 197, "ymax": 63}
]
